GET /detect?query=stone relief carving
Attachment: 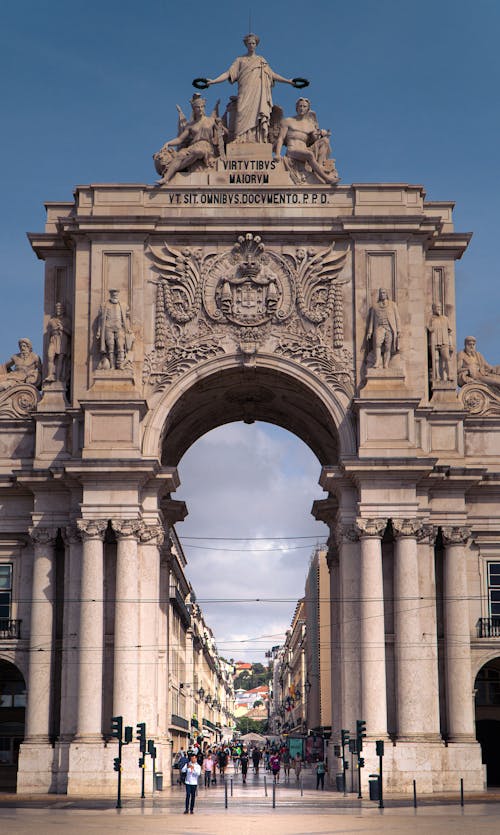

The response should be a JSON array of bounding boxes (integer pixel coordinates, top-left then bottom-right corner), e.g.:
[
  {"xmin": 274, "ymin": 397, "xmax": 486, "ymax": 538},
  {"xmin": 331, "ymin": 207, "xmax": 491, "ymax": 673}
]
[
  {"xmin": 458, "ymin": 336, "xmax": 500, "ymax": 416},
  {"xmin": 96, "ymin": 289, "xmax": 134, "ymax": 371},
  {"xmin": 427, "ymin": 303, "xmax": 453, "ymax": 383},
  {"xmin": 153, "ymin": 94, "xmax": 225, "ymax": 183},
  {"xmin": 0, "ymin": 339, "xmax": 41, "ymax": 391},
  {"xmin": 45, "ymin": 302, "xmax": 72, "ymax": 385},
  {"xmin": 0, "ymin": 338, "xmax": 41, "ymax": 419},
  {"xmin": 145, "ymin": 234, "xmax": 353, "ymax": 396},
  {"xmin": 274, "ymin": 98, "xmax": 339, "ymax": 185},
  {"xmin": 203, "ymin": 33, "xmax": 302, "ymax": 144},
  {"xmin": 366, "ymin": 288, "xmax": 401, "ymax": 369}
]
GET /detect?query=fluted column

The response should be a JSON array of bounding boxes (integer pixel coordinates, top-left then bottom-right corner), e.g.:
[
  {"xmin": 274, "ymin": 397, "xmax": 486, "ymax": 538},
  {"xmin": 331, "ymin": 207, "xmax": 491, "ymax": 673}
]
[
  {"xmin": 25, "ymin": 526, "xmax": 58, "ymax": 742},
  {"xmin": 112, "ymin": 519, "xmax": 142, "ymax": 723},
  {"xmin": 59, "ymin": 524, "xmax": 83, "ymax": 740},
  {"xmin": 74, "ymin": 520, "xmax": 107, "ymax": 740},
  {"xmin": 138, "ymin": 523, "xmax": 164, "ymax": 734},
  {"xmin": 393, "ymin": 519, "xmax": 428, "ymax": 738},
  {"xmin": 417, "ymin": 525, "xmax": 441, "ymax": 739},
  {"xmin": 356, "ymin": 518, "xmax": 388, "ymax": 738},
  {"xmin": 442, "ymin": 526, "xmax": 475, "ymax": 740}
]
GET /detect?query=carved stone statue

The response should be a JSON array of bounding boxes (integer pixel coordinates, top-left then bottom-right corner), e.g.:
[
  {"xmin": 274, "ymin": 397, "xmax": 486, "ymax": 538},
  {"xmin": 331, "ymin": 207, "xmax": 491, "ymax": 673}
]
[
  {"xmin": 205, "ymin": 33, "xmax": 298, "ymax": 143},
  {"xmin": 274, "ymin": 98, "xmax": 339, "ymax": 185},
  {"xmin": 457, "ymin": 336, "xmax": 500, "ymax": 389},
  {"xmin": 428, "ymin": 303, "xmax": 453, "ymax": 382},
  {"xmin": 366, "ymin": 288, "xmax": 401, "ymax": 369},
  {"xmin": 96, "ymin": 289, "xmax": 133, "ymax": 370},
  {"xmin": 153, "ymin": 94, "xmax": 224, "ymax": 183},
  {"xmin": 0, "ymin": 338, "xmax": 41, "ymax": 391},
  {"xmin": 45, "ymin": 302, "xmax": 71, "ymax": 384}
]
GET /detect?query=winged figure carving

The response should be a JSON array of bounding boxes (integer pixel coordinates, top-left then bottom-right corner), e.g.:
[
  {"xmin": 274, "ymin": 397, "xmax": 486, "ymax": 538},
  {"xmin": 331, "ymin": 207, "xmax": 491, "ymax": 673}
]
[
  {"xmin": 288, "ymin": 244, "xmax": 348, "ymax": 324},
  {"xmin": 148, "ymin": 241, "xmax": 203, "ymax": 324}
]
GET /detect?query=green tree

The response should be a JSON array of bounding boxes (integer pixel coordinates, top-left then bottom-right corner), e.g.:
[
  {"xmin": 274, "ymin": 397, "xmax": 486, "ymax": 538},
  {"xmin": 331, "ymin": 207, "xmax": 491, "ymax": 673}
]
[{"xmin": 235, "ymin": 717, "xmax": 267, "ymax": 735}]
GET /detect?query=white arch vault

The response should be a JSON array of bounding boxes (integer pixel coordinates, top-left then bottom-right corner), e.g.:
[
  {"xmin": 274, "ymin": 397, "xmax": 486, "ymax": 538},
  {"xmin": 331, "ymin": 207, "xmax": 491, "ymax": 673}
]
[{"xmin": 7, "ymin": 176, "xmax": 498, "ymax": 797}]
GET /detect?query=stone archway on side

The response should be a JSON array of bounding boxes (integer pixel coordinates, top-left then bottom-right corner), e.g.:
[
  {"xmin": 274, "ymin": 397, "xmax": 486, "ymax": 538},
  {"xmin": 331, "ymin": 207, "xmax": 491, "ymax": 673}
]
[
  {"xmin": 474, "ymin": 656, "xmax": 500, "ymax": 786},
  {"xmin": 0, "ymin": 659, "xmax": 26, "ymax": 792}
]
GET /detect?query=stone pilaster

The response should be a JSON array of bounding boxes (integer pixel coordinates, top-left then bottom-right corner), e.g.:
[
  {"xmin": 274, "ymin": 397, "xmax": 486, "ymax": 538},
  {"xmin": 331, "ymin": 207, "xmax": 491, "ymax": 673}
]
[
  {"xmin": 334, "ymin": 521, "xmax": 362, "ymax": 730},
  {"xmin": 58, "ymin": 524, "xmax": 83, "ymax": 742},
  {"xmin": 74, "ymin": 520, "xmax": 107, "ymax": 740},
  {"xmin": 442, "ymin": 525, "xmax": 475, "ymax": 741},
  {"xmin": 138, "ymin": 523, "xmax": 164, "ymax": 734},
  {"xmin": 111, "ymin": 518, "xmax": 142, "ymax": 724},
  {"xmin": 25, "ymin": 526, "xmax": 58, "ymax": 742},
  {"xmin": 416, "ymin": 524, "xmax": 441, "ymax": 739},
  {"xmin": 355, "ymin": 518, "xmax": 388, "ymax": 738},
  {"xmin": 392, "ymin": 519, "xmax": 431, "ymax": 739}
]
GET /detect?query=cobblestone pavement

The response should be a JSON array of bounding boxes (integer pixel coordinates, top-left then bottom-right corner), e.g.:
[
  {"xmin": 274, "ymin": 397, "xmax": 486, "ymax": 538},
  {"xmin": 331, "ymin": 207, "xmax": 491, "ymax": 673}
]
[{"xmin": 2, "ymin": 766, "xmax": 500, "ymax": 834}]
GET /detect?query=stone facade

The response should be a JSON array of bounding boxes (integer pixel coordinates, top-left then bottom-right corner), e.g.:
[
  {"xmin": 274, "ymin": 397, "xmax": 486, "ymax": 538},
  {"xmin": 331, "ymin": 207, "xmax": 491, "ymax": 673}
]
[{"xmin": 0, "ymin": 54, "xmax": 499, "ymax": 792}]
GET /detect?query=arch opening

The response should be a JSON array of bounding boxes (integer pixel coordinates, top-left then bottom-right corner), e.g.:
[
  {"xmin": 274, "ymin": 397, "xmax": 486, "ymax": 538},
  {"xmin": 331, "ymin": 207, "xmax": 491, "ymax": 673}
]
[
  {"xmin": 475, "ymin": 657, "xmax": 500, "ymax": 786},
  {"xmin": 0, "ymin": 660, "xmax": 26, "ymax": 792}
]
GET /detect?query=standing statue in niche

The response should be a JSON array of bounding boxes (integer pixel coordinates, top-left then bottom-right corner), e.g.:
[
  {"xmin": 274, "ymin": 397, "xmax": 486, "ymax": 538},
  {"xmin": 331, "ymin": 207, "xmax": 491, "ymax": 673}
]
[
  {"xmin": 274, "ymin": 98, "xmax": 339, "ymax": 184},
  {"xmin": 202, "ymin": 33, "xmax": 304, "ymax": 143},
  {"xmin": 96, "ymin": 289, "xmax": 134, "ymax": 370},
  {"xmin": 428, "ymin": 302, "xmax": 453, "ymax": 382},
  {"xmin": 153, "ymin": 94, "xmax": 225, "ymax": 183},
  {"xmin": 45, "ymin": 302, "xmax": 71, "ymax": 384},
  {"xmin": 457, "ymin": 336, "xmax": 500, "ymax": 390},
  {"xmin": 0, "ymin": 338, "xmax": 41, "ymax": 390},
  {"xmin": 366, "ymin": 287, "xmax": 401, "ymax": 369}
]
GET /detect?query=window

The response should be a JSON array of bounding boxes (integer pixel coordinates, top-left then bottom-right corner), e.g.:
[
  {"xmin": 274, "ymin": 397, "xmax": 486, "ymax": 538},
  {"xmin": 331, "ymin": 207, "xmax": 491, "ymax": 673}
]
[
  {"xmin": 488, "ymin": 563, "xmax": 500, "ymax": 617},
  {"xmin": 0, "ymin": 565, "xmax": 12, "ymax": 620}
]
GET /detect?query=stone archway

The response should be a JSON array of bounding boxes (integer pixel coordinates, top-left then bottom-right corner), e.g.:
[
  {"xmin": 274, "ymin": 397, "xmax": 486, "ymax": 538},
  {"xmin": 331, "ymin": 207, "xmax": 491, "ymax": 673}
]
[
  {"xmin": 475, "ymin": 657, "xmax": 500, "ymax": 786},
  {"xmin": 0, "ymin": 660, "xmax": 26, "ymax": 791}
]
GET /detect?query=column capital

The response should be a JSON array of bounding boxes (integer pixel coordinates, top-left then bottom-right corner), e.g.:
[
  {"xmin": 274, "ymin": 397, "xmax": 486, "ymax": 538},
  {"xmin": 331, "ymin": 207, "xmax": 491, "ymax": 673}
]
[
  {"xmin": 111, "ymin": 518, "xmax": 143, "ymax": 540},
  {"xmin": 335, "ymin": 522, "xmax": 359, "ymax": 544},
  {"xmin": 28, "ymin": 525, "xmax": 58, "ymax": 546},
  {"xmin": 76, "ymin": 519, "xmax": 107, "ymax": 541},
  {"xmin": 441, "ymin": 525, "xmax": 471, "ymax": 546},
  {"xmin": 392, "ymin": 518, "xmax": 434, "ymax": 540},
  {"xmin": 355, "ymin": 518, "xmax": 387, "ymax": 539},
  {"xmin": 139, "ymin": 523, "xmax": 165, "ymax": 546},
  {"xmin": 62, "ymin": 523, "xmax": 83, "ymax": 545}
]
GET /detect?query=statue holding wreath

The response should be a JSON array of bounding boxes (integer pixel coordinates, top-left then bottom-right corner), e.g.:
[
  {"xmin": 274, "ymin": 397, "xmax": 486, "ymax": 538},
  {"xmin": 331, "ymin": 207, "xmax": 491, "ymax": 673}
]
[{"xmin": 153, "ymin": 94, "xmax": 225, "ymax": 183}]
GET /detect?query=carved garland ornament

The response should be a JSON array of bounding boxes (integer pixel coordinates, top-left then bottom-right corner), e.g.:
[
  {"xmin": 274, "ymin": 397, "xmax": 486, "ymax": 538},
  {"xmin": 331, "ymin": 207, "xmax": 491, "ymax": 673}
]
[{"xmin": 145, "ymin": 233, "xmax": 352, "ymax": 393}]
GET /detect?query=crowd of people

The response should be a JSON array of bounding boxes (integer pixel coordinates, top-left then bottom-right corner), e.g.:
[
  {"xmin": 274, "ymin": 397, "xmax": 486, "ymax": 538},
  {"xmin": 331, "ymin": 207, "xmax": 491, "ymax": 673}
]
[{"xmin": 173, "ymin": 738, "xmax": 329, "ymax": 812}]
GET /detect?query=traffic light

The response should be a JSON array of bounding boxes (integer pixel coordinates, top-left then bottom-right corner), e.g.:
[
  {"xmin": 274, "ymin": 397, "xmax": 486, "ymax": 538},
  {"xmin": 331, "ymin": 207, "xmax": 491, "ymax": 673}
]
[
  {"xmin": 136, "ymin": 722, "xmax": 146, "ymax": 753},
  {"xmin": 358, "ymin": 757, "xmax": 365, "ymax": 768},
  {"xmin": 341, "ymin": 728, "xmax": 350, "ymax": 747},
  {"xmin": 124, "ymin": 726, "xmax": 133, "ymax": 744},
  {"xmin": 356, "ymin": 719, "xmax": 366, "ymax": 751},
  {"xmin": 376, "ymin": 739, "xmax": 385, "ymax": 757},
  {"xmin": 147, "ymin": 739, "xmax": 157, "ymax": 758},
  {"xmin": 138, "ymin": 757, "xmax": 144, "ymax": 768},
  {"xmin": 333, "ymin": 744, "xmax": 341, "ymax": 758},
  {"xmin": 111, "ymin": 715, "xmax": 123, "ymax": 741},
  {"xmin": 113, "ymin": 757, "xmax": 120, "ymax": 772}
]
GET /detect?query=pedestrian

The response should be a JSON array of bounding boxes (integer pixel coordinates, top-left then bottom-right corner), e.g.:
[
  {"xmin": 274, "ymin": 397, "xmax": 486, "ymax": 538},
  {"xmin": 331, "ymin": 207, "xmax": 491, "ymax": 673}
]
[
  {"xmin": 203, "ymin": 751, "xmax": 214, "ymax": 788},
  {"xmin": 282, "ymin": 747, "xmax": 291, "ymax": 780},
  {"xmin": 252, "ymin": 747, "xmax": 261, "ymax": 774},
  {"xmin": 270, "ymin": 752, "xmax": 281, "ymax": 783},
  {"xmin": 294, "ymin": 753, "xmax": 302, "ymax": 781},
  {"xmin": 316, "ymin": 758, "xmax": 327, "ymax": 790},
  {"xmin": 181, "ymin": 752, "xmax": 202, "ymax": 814},
  {"xmin": 240, "ymin": 748, "xmax": 249, "ymax": 784},
  {"xmin": 177, "ymin": 749, "xmax": 188, "ymax": 784},
  {"xmin": 217, "ymin": 746, "xmax": 228, "ymax": 778}
]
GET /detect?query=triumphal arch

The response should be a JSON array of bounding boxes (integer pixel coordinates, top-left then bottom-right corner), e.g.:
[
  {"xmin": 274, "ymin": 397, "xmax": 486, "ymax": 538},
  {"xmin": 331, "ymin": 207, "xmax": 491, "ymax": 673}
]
[{"xmin": 1, "ymin": 34, "xmax": 499, "ymax": 794}]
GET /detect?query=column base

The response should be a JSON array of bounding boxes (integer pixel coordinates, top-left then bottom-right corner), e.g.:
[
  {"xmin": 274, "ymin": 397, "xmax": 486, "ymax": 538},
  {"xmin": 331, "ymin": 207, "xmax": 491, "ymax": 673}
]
[{"xmin": 17, "ymin": 741, "xmax": 58, "ymax": 794}]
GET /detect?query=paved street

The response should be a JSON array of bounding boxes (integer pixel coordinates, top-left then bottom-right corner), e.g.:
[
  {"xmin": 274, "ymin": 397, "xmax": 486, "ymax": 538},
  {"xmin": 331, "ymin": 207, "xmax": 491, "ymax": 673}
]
[{"xmin": 2, "ymin": 766, "xmax": 500, "ymax": 834}]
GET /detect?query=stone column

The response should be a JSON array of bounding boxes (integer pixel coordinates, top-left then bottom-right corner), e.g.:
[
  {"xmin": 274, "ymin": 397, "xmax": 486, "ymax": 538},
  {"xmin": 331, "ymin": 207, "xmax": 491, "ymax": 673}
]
[
  {"xmin": 25, "ymin": 526, "xmax": 58, "ymax": 742},
  {"xmin": 112, "ymin": 519, "xmax": 142, "ymax": 724},
  {"xmin": 138, "ymin": 523, "xmax": 164, "ymax": 735},
  {"xmin": 355, "ymin": 518, "xmax": 388, "ymax": 738},
  {"xmin": 417, "ymin": 525, "xmax": 441, "ymax": 739},
  {"xmin": 59, "ymin": 524, "xmax": 83, "ymax": 740},
  {"xmin": 442, "ymin": 526, "xmax": 475, "ymax": 741},
  {"xmin": 74, "ymin": 520, "xmax": 107, "ymax": 740},
  {"xmin": 336, "ymin": 523, "xmax": 362, "ymax": 730},
  {"xmin": 392, "ymin": 519, "xmax": 428, "ymax": 738}
]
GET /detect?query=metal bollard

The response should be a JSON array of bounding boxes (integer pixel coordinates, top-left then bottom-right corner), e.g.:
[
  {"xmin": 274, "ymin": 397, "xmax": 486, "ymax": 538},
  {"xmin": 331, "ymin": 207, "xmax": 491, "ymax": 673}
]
[
  {"xmin": 264, "ymin": 775, "xmax": 268, "ymax": 797},
  {"xmin": 272, "ymin": 781, "xmax": 276, "ymax": 808},
  {"xmin": 460, "ymin": 778, "xmax": 464, "ymax": 807},
  {"xmin": 300, "ymin": 775, "xmax": 303, "ymax": 797},
  {"xmin": 230, "ymin": 778, "xmax": 233, "ymax": 797},
  {"xmin": 413, "ymin": 779, "xmax": 417, "ymax": 808},
  {"xmin": 224, "ymin": 779, "xmax": 228, "ymax": 808}
]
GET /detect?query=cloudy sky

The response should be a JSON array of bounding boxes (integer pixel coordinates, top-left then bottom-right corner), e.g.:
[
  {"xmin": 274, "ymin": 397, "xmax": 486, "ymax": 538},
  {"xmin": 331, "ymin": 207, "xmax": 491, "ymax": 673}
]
[{"xmin": 1, "ymin": 0, "xmax": 499, "ymax": 660}]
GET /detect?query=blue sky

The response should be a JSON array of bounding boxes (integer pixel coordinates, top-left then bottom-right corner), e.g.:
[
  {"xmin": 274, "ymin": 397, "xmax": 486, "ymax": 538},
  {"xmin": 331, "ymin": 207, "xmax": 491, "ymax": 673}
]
[{"xmin": 1, "ymin": 0, "xmax": 499, "ymax": 659}]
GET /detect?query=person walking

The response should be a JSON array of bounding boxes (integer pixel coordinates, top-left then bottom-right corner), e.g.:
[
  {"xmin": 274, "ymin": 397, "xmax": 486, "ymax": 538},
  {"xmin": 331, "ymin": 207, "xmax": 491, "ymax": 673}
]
[
  {"xmin": 252, "ymin": 747, "xmax": 261, "ymax": 774},
  {"xmin": 294, "ymin": 752, "xmax": 302, "ymax": 781},
  {"xmin": 203, "ymin": 751, "xmax": 215, "ymax": 788},
  {"xmin": 240, "ymin": 748, "xmax": 249, "ymax": 784},
  {"xmin": 181, "ymin": 752, "xmax": 202, "ymax": 814},
  {"xmin": 270, "ymin": 752, "xmax": 281, "ymax": 783},
  {"xmin": 316, "ymin": 758, "xmax": 327, "ymax": 790}
]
